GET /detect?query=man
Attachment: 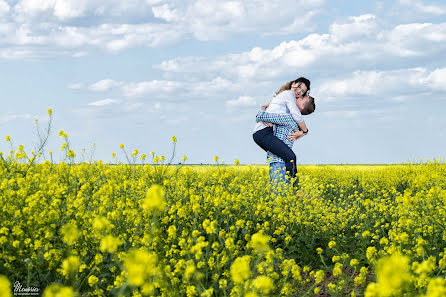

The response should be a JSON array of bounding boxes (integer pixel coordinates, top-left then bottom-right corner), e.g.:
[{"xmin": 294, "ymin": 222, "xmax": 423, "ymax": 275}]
[{"xmin": 256, "ymin": 95, "xmax": 316, "ymax": 187}]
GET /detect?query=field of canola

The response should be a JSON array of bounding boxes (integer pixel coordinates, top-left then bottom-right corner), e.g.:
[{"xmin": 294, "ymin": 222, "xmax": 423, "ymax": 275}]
[{"xmin": 1, "ymin": 156, "xmax": 446, "ymax": 296}]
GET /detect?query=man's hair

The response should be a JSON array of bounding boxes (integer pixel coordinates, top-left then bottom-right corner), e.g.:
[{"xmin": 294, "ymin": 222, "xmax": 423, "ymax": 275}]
[{"xmin": 301, "ymin": 96, "xmax": 316, "ymax": 115}]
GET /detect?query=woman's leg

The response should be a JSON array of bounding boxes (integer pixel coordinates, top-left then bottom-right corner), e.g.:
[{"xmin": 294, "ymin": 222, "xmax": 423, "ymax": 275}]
[{"xmin": 253, "ymin": 127, "xmax": 297, "ymax": 178}]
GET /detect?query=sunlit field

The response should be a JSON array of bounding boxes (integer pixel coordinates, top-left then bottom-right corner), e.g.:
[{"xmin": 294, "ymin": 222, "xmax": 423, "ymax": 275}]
[{"xmin": 1, "ymin": 112, "xmax": 445, "ymax": 297}]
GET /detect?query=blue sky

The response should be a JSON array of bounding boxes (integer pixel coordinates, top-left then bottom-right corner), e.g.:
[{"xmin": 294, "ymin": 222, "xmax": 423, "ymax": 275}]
[{"xmin": 1, "ymin": 0, "xmax": 445, "ymax": 164}]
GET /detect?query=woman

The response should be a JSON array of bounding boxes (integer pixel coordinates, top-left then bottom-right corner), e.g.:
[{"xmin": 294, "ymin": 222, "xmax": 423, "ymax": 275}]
[{"xmin": 252, "ymin": 77, "xmax": 312, "ymax": 186}]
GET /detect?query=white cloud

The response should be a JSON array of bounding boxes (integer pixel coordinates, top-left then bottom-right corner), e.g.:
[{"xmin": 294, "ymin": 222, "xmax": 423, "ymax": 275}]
[
  {"xmin": 226, "ymin": 96, "xmax": 257, "ymax": 108},
  {"xmin": 423, "ymin": 68, "xmax": 446, "ymax": 91},
  {"xmin": 156, "ymin": 16, "xmax": 446, "ymax": 83},
  {"xmin": 329, "ymin": 14, "xmax": 378, "ymax": 42},
  {"xmin": 316, "ymin": 67, "xmax": 446, "ymax": 101},
  {"xmin": 13, "ymin": 0, "xmax": 154, "ymax": 22},
  {"xmin": 0, "ymin": 0, "xmax": 327, "ymax": 58},
  {"xmin": 151, "ymin": 0, "xmax": 325, "ymax": 40},
  {"xmin": 82, "ymin": 77, "xmax": 241, "ymax": 100},
  {"xmin": 0, "ymin": 0, "xmax": 9, "ymax": 15},
  {"xmin": 0, "ymin": 113, "xmax": 32, "ymax": 124},
  {"xmin": 88, "ymin": 98, "xmax": 121, "ymax": 106},
  {"xmin": 89, "ymin": 79, "xmax": 123, "ymax": 92},
  {"xmin": 121, "ymin": 80, "xmax": 184, "ymax": 98},
  {"xmin": 397, "ymin": 0, "xmax": 446, "ymax": 16}
]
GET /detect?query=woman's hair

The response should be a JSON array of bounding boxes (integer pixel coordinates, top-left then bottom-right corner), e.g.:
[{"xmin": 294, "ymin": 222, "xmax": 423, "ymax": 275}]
[
  {"xmin": 275, "ymin": 77, "xmax": 311, "ymax": 96},
  {"xmin": 301, "ymin": 96, "xmax": 316, "ymax": 115}
]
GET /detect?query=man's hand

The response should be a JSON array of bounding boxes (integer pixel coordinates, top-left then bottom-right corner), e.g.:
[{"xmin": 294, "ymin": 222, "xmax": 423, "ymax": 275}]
[{"xmin": 287, "ymin": 129, "xmax": 304, "ymax": 141}]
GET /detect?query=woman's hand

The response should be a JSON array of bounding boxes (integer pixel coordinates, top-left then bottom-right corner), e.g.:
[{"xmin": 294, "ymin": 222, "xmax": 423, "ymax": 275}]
[{"xmin": 287, "ymin": 129, "xmax": 304, "ymax": 141}]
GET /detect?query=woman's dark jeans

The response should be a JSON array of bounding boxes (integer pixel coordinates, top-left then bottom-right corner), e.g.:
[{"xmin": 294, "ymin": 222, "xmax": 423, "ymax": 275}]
[{"xmin": 253, "ymin": 127, "xmax": 297, "ymax": 180}]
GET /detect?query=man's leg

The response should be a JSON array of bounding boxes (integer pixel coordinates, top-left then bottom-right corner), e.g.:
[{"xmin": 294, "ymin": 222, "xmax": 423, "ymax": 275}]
[{"xmin": 269, "ymin": 161, "xmax": 288, "ymax": 184}]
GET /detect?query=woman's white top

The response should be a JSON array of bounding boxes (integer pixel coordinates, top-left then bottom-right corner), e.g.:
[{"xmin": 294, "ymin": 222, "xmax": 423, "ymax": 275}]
[{"xmin": 253, "ymin": 90, "xmax": 303, "ymax": 132}]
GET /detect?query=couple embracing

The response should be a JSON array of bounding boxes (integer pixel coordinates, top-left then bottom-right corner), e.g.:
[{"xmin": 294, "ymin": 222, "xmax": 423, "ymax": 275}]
[{"xmin": 253, "ymin": 77, "xmax": 316, "ymax": 189}]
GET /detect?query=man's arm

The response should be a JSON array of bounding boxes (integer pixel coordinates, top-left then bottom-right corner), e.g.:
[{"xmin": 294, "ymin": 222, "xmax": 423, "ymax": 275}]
[{"xmin": 256, "ymin": 111, "xmax": 298, "ymax": 130}]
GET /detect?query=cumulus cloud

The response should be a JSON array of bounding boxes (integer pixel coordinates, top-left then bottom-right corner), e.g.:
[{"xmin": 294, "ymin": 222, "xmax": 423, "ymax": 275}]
[
  {"xmin": 0, "ymin": 113, "xmax": 32, "ymax": 124},
  {"xmin": 316, "ymin": 67, "xmax": 446, "ymax": 101},
  {"xmin": 88, "ymin": 98, "xmax": 121, "ymax": 106},
  {"xmin": 121, "ymin": 80, "xmax": 184, "ymax": 98},
  {"xmin": 226, "ymin": 96, "xmax": 257, "ymax": 108},
  {"xmin": 395, "ymin": 0, "xmax": 446, "ymax": 19},
  {"xmin": 156, "ymin": 15, "xmax": 446, "ymax": 82},
  {"xmin": 79, "ymin": 74, "xmax": 246, "ymax": 100},
  {"xmin": 89, "ymin": 79, "xmax": 123, "ymax": 92},
  {"xmin": 151, "ymin": 0, "xmax": 325, "ymax": 40},
  {"xmin": 0, "ymin": 0, "xmax": 9, "ymax": 15},
  {"xmin": 13, "ymin": 0, "xmax": 155, "ymax": 22},
  {"xmin": 423, "ymin": 68, "xmax": 446, "ymax": 91},
  {"xmin": 0, "ymin": 0, "xmax": 326, "ymax": 58}
]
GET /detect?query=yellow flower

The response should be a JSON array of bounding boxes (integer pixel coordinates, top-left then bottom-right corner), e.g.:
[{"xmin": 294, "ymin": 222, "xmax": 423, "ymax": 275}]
[
  {"xmin": 43, "ymin": 284, "xmax": 75, "ymax": 297},
  {"xmin": 314, "ymin": 287, "xmax": 321, "ymax": 294},
  {"xmin": 167, "ymin": 225, "xmax": 176, "ymax": 238},
  {"xmin": 182, "ymin": 155, "xmax": 188, "ymax": 162},
  {"xmin": 200, "ymin": 288, "xmax": 214, "ymax": 297},
  {"xmin": 184, "ymin": 263, "xmax": 196, "ymax": 280},
  {"xmin": 234, "ymin": 159, "xmax": 240, "ymax": 165},
  {"xmin": 0, "ymin": 275, "xmax": 11, "ymax": 297},
  {"xmin": 67, "ymin": 150, "xmax": 76, "ymax": 158},
  {"xmin": 252, "ymin": 276, "xmax": 274, "ymax": 294},
  {"xmin": 230, "ymin": 256, "xmax": 251, "ymax": 284},
  {"xmin": 333, "ymin": 263, "xmax": 342, "ymax": 277},
  {"xmin": 328, "ymin": 241, "xmax": 336, "ymax": 249},
  {"xmin": 47, "ymin": 108, "xmax": 53, "ymax": 116},
  {"xmin": 61, "ymin": 256, "xmax": 80, "ymax": 276},
  {"xmin": 171, "ymin": 136, "xmax": 177, "ymax": 142},
  {"xmin": 142, "ymin": 184, "xmax": 166, "ymax": 212},
  {"xmin": 213, "ymin": 156, "xmax": 219, "ymax": 163},
  {"xmin": 88, "ymin": 275, "xmax": 99, "ymax": 287},
  {"xmin": 202, "ymin": 219, "xmax": 217, "ymax": 234},
  {"xmin": 314, "ymin": 270, "xmax": 325, "ymax": 284},
  {"xmin": 365, "ymin": 253, "xmax": 411, "ymax": 297},
  {"xmin": 350, "ymin": 259, "xmax": 359, "ymax": 267},
  {"xmin": 249, "ymin": 232, "xmax": 270, "ymax": 254},
  {"xmin": 423, "ymin": 277, "xmax": 446, "ymax": 297},
  {"xmin": 93, "ymin": 216, "xmax": 110, "ymax": 231},
  {"xmin": 58, "ymin": 130, "xmax": 64, "ymax": 137},
  {"xmin": 5, "ymin": 136, "xmax": 11, "ymax": 142},
  {"xmin": 413, "ymin": 257, "xmax": 436, "ymax": 275},
  {"xmin": 186, "ymin": 286, "xmax": 197, "ymax": 297},
  {"xmin": 99, "ymin": 235, "xmax": 122, "ymax": 253},
  {"xmin": 316, "ymin": 248, "xmax": 323, "ymax": 255},
  {"xmin": 366, "ymin": 246, "xmax": 377, "ymax": 261},
  {"xmin": 123, "ymin": 249, "xmax": 158, "ymax": 286},
  {"xmin": 61, "ymin": 223, "xmax": 79, "ymax": 245},
  {"xmin": 362, "ymin": 231, "xmax": 371, "ymax": 238},
  {"xmin": 120, "ymin": 144, "xmax": 124, "ymax": 149}
]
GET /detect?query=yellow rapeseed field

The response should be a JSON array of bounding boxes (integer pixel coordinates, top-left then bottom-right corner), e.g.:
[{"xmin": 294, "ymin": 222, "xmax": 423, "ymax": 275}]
[{"xmin": 0, "ymin": 113, "xmax": 445, "ymax": 296}]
